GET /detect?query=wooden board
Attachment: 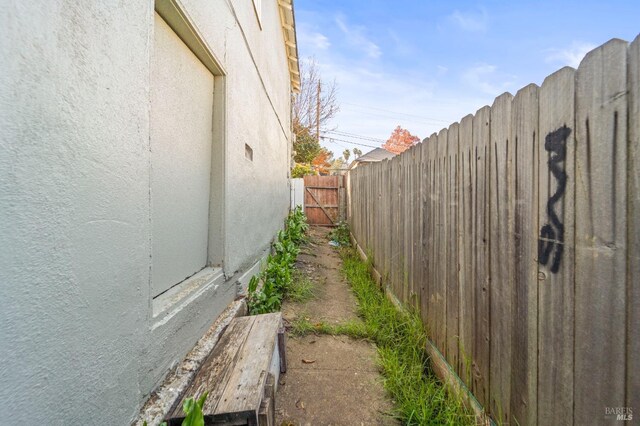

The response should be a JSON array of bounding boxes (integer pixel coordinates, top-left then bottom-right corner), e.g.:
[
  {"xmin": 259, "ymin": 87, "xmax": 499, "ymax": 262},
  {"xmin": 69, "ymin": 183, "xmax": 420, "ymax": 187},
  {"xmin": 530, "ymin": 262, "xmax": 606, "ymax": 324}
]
[
  {"xmin": 418, "ymin": 141, "xmax": 427, "ymax": 321},
  {"xmin": 574, "ymin": 39, "xmax": 628, "ymax": 424},
  {"xmin": 472, "ymin": 106, "xmax": 491, "ymax": 409},
  {"xmin": 457, "ymin": 114, "xmax": 474, "ymax": 386},
  {"xmin": 628, "ymin": 34, "xmax": 640, "ymax": 418},
  {"xmin": 488, "ymin": 92, "xmax": 513, "ymax": 423},
  {"xmin": 167, "ymin": 317, "xmax": 254, "ymax": 422},
  {"xmin": 509, "ymin": 83, "xmax": 539, "ymax": 426},
  {"xmin": 537, "ymin": 66, "xmax": 575, "ymax": 426},
  {"xmin": 216, "ymin": 314, "xmax": 282, "ymax": 417},
  {"xmin": 426, "ymin": 134, "xmax": 437, "ymax": 339},
  {"xmin": 436, "ymin": 128, "xmax": 448, "ymax": 353},
  {"xmin": 446, "ymin": 122, "xmax": 460, "ymax": 374},
  {"xmin": 167, "ymin": 313, "xmax": 282, "ymax": 424}
]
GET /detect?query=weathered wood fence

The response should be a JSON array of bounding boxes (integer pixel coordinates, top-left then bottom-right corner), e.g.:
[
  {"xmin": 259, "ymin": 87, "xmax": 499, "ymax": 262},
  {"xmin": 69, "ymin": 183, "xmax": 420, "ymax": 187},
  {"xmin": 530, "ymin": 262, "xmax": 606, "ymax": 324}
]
[{"xmin": 347, "ymin": 37, "xmax": 639, "ymax": 425}]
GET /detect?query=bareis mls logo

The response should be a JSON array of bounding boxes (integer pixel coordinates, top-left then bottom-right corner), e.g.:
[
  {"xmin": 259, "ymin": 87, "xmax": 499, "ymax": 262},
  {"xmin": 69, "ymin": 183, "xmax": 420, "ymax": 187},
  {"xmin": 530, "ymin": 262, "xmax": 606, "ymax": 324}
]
[{"xmin": 604, "ymin": 407, "xmax": 633, "ymax": 421}]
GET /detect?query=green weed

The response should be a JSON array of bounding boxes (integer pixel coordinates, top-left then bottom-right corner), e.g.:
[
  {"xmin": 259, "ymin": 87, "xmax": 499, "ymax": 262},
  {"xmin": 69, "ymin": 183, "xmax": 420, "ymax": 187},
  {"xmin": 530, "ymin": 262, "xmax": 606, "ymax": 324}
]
[
  {"xmin": 339, "ymin": 249, "xmax": 474, "ymax": 425},
  {"xmin": 143, "ymin": 392, "xmax": 208, "ymax": 426},
  {"xmin": 290, "ymin": 315, "xmax": 370, "ymax": 339},
  {"xmin": 248, "ymin": 207, "xmax": 308, "ymax": 314},
  {"xmin": 287, "ymin": 270, "xmax": 316, "ymax": 303},
  {"xmin": 328, "ymin": 220, "xmax": 351, "ymax": 246}
]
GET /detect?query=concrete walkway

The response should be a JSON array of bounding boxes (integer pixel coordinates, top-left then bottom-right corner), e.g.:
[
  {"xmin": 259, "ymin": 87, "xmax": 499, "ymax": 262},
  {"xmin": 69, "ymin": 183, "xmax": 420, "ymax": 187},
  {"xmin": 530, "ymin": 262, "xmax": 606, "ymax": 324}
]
[{"xmin": 275, "ymin": 227, "xmax": 397, "ymax": 426}]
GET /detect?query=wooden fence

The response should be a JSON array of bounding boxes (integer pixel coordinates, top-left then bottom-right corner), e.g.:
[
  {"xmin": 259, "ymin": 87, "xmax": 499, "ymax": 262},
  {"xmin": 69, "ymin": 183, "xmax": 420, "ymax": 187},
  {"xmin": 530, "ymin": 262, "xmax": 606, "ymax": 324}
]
[{"xmin": 347, "ymin": 37, "xmax": 639, "ymax": 425}]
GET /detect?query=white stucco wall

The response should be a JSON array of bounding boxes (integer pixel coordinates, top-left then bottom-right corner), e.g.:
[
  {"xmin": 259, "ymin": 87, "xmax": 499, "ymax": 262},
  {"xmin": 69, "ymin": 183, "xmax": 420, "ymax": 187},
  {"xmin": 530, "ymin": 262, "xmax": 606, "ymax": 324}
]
[{"xmin": 0, "ymin": 0, "xmax": 292, "ymax": 424}]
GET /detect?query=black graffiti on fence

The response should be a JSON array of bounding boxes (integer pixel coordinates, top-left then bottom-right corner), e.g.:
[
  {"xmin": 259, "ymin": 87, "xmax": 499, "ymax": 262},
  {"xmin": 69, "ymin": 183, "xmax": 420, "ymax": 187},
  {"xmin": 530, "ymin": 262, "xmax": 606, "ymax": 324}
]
[{"xmin": 538, "ymin": 125, "xmax": 571, "ymax": 274}]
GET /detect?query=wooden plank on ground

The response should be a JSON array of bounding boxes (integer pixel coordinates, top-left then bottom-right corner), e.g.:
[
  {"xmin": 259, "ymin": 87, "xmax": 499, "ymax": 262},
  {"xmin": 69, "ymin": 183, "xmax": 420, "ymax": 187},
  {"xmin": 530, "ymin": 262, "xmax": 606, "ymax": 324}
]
[
  {"xmin": 509, "ymin": 83, "xmax": 539, "ymax": 426},
  {"xmin": 458, "ymin": 114, "xmax": 474, "ymax": 386},
  {"xmin": 216, "ymin": 313, "xmax": 282, "ymax": 418},
  {"xmin": 489, "ymin": 92, "xmax": 513, "ymax": 424},
  {"xmin": 446, "ymin": 122, "xmax": 460, "ymax": 374},
  {"xmin": 472, "ymin": 106, "xmax": 491, "ymax": 409},
  {"xmin": 537, "ymin": 66, "xmax": 575, "ymax": 426},
  {"xmin": 167, "ymin": 316, "xmax": 255, "ymax": 421},
  {"xmin": 574, "ymin": 39, "xmax": 628, "ymax": 424},
  {"xmin": 628, "ymin": 34, "xmax": 640, "ymax": 418}
]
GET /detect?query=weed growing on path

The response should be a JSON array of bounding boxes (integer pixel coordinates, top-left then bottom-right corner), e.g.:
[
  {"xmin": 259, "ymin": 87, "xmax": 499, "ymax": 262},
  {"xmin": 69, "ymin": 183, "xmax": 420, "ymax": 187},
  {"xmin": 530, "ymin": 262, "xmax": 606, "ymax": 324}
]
[
  {"xmin": 288, "ymin": 270, "xmax": 316, "ymax": 303},
  {"xmin": 340, "ymin": 249, "xmax": 474, "ymax": 425},
  {"xmin": 291, "ymin": 243, "xmax": 474, "ymax": 425},
  {"xmin": 328, "ymin": 220, "xmax": 351, "ymax": 246},
  {"xmin": 290, "ymin": 316, "xmax": 370, "ymax": 339}
]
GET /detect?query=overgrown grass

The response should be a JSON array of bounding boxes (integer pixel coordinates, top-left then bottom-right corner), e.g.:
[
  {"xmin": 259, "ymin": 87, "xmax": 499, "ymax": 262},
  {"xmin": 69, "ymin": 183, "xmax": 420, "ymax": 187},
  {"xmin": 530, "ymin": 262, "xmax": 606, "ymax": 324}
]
[
  {"xmin": 287, "ymin": 270, "xmax": 316, "ymax": 303},
  {"xmin": 341, "ymin": 249, "xmax": 474, "ymax": 425},
  {"xmin": 290, "ymin": 315, "xmax": 370, "ymax": 339},
  {"xmin": 292, "ymin": 244, "xmax": 474, "ymax": 425}
]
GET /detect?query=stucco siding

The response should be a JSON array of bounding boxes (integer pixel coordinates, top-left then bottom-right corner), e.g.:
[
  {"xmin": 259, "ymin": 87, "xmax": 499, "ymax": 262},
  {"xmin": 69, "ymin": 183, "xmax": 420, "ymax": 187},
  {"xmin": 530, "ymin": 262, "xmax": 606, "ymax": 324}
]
[{"xmin": 0, "ymin": 0, "xmax": 292, "ymax": 423}]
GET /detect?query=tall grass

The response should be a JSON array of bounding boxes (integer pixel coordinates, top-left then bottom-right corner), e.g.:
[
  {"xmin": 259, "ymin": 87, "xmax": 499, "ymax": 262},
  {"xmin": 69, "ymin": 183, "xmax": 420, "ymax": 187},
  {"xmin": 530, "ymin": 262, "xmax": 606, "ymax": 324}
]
[{"xmin": 340, "ymin": 248, "xmax": 474, "ymax": 425}]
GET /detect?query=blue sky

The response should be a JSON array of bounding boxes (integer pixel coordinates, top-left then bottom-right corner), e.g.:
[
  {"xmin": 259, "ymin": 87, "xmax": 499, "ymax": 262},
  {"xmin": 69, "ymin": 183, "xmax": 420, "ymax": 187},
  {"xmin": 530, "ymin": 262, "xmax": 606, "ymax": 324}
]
[{"xmin": 293, "ymin": 0, "xmax": 640, "ymax": 157}]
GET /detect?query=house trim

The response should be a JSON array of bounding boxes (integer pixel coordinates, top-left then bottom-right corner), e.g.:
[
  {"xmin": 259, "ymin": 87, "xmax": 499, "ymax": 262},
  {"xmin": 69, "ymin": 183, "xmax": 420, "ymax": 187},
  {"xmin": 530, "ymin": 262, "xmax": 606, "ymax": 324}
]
[
  {"xmin": 155, "ymin": 0, "xmax": 227, "ymax": 77},
  {"xmin": 277, "ymin": 0, "xmax": 300, "ymax": 92}
]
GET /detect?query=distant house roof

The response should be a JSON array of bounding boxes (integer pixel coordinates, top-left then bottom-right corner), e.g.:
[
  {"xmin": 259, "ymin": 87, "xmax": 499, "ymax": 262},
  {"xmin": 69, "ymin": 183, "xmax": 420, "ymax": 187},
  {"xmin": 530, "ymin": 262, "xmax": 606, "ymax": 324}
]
[{"xmin": 350, "ymin": 148, "xmax": 395, "ymax": 168}]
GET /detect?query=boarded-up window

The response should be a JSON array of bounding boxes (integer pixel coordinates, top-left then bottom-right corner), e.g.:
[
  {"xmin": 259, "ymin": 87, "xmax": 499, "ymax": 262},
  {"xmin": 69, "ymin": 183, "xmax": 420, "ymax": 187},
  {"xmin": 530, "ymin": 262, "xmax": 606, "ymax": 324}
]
[{"xmin": 150, "ymin": 12, "xmax": 214, "ymax": 297}]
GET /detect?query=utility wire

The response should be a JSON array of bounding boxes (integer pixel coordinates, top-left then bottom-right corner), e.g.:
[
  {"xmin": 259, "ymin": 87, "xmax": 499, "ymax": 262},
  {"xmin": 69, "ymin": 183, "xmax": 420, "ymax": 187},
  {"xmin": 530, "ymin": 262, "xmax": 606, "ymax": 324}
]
[
  {"xmin": 320, "ymin": 136, "xmax": 381, "ymax": 149},
  {"xmin": 323, "ymin": 130, "xmax": 386, "ymax": 143}
]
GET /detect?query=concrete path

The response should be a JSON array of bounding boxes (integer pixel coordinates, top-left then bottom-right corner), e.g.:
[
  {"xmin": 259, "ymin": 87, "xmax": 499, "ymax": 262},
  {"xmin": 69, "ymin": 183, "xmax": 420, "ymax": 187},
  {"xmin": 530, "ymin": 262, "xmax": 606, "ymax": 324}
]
[{"xmin": 276, "ymin": 227, "xmax": 397, "ymax": 426}]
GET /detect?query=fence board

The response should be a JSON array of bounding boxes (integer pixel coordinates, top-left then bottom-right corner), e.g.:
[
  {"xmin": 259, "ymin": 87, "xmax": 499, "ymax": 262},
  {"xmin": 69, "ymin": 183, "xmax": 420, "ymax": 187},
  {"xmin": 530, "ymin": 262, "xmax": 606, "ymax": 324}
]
[
  {"xmin": 628, "ymin": 35, "xmax": 640, "ymax": 416},
  {"xmin": 537, "ymin": 66, "xmax": 575, "ymax": 426},
  {"xmin": 510, "ymin": 84, "xmax": 539, "ymax": 426},
  {"xmin": 574, "ymin": 39, "xmax": 628, "ymax": 424},
  {"xmin": 446, "ymin": 123, "xmax": 460, "ymax": 373},
  {"xmin": 472, "ymin": 106, "xmax": 491, "ymax": 409},
  {"xmin": 437, "ymin": 129, "xmax": 448, "ymax": 353},
  {"xmin": 489, "ymin": 92, "xmax": 513, "ymax": 424},
  {"xmin": 404, "ymin": 149, "xmax": 411, "ymax": 303},
  {"xmin": 418, "ymin": 141, "xmax": 427, "ymax": 322},
  {"xmin": 412, "ymin": 147, "xmax": 420, "ymax": 309},
  {"xmin": 458, "ymin": 114, "xmax": 474, "ymax": 385},
  {"xmin": 427, "ymin": 133, "xmax": 438, "ymax": 339},
  {"xmin": 393, "ymin": 156, "xmax": 401, "ymax": 297}
]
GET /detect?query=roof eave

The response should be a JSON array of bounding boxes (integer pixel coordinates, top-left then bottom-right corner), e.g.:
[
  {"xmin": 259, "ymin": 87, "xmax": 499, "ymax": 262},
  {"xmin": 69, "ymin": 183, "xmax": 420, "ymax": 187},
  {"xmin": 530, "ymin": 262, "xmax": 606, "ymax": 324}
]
[{"xmin": 277, "ymin": 0, "xmax": 301, "ymax": 93}]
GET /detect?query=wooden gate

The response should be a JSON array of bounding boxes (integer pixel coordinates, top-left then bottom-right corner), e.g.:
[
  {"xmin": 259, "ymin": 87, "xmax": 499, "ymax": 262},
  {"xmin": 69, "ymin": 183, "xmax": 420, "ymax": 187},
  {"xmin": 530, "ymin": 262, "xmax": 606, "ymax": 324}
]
[{"xmin": 303, "ymin": 175, "xmax": 344, "ymax": 226}]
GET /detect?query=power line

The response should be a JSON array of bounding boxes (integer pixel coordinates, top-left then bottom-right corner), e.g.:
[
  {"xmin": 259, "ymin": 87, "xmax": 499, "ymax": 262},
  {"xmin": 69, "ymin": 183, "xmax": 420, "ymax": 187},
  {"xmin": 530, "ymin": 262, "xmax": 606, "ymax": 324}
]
[
  {"xmin": 323, "ymin": 130, "xmax": 386, "ymax": 143},
  {"xmin": 320, "ymin": 135, "xmax": 381, "ymax": 149}
]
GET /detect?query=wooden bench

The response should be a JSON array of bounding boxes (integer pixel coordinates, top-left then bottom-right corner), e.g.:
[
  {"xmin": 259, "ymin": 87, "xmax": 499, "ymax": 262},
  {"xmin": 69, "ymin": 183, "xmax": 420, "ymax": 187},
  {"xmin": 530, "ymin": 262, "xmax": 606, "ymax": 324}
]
[{"xmin": 166, "ymin": 313, "xmax": 286, "ymax": 426}]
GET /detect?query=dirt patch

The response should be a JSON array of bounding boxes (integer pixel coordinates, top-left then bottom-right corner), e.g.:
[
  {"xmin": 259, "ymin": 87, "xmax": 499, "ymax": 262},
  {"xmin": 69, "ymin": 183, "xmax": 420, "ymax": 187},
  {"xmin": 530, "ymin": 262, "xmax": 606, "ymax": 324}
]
[
  {"xmin": 276, "ymin": 227, "xmax": 397, "ymax": 425},
  {"xmin": 282, "ymin": 227, "xmax": 359, "ymax": 325}
]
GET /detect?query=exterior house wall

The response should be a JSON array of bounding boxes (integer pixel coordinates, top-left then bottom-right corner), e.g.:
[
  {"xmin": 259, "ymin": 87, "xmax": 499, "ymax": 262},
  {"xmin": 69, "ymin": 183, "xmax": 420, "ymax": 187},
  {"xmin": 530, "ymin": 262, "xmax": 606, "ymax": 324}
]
[{"xmin": 0, "ymin": 0, "xmax": 293, "ymax": 424}]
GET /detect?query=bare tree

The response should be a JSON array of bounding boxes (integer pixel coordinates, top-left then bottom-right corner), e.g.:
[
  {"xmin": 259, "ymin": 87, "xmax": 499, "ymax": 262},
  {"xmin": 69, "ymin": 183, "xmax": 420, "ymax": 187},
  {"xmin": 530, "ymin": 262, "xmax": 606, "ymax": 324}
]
[{"xmin": 293, "ymin": 57, "xmax": 339, "ymax": 138}]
